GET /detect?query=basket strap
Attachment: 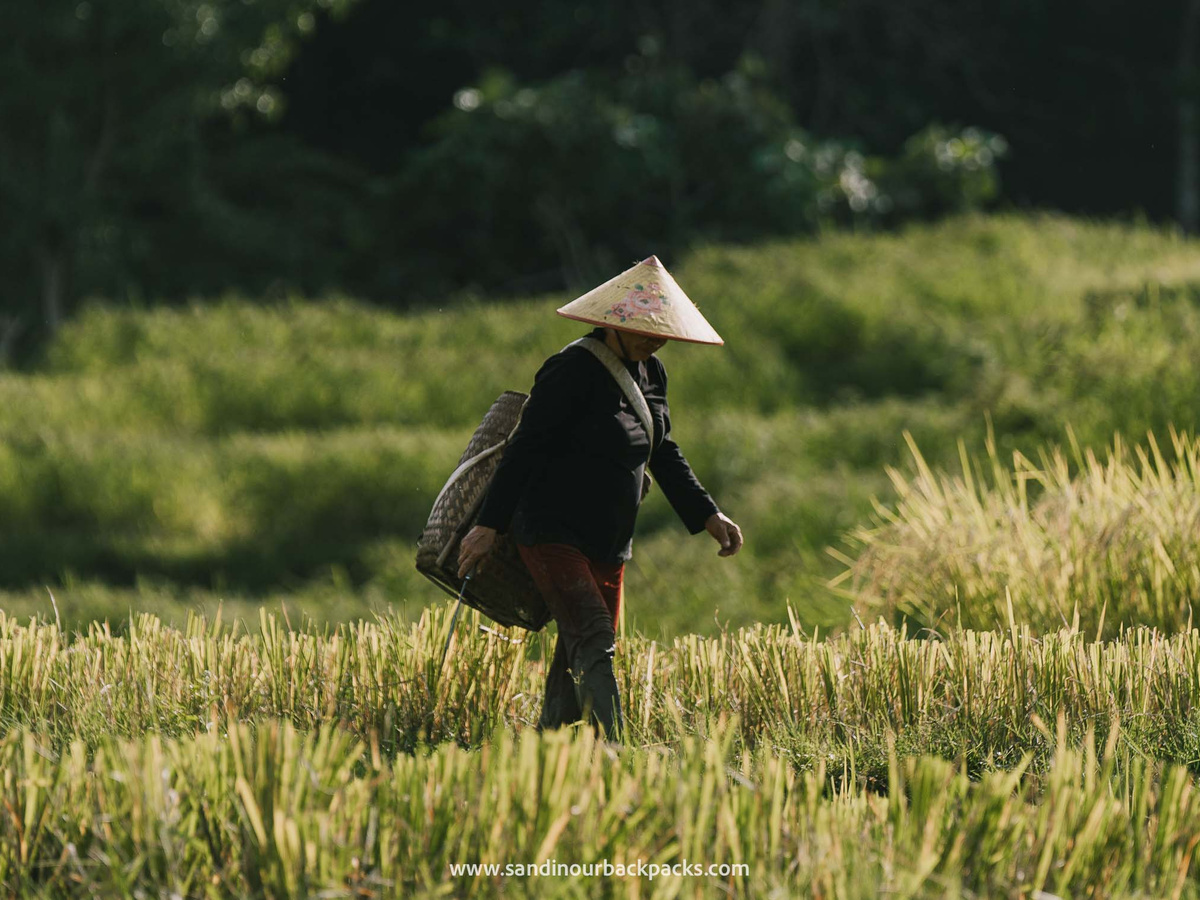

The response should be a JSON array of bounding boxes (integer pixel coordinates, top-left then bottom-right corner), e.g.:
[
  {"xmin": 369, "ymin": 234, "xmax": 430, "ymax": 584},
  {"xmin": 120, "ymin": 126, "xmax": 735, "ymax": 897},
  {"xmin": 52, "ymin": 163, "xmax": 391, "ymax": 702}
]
[
  {"xmin": 436, "ymin": 339, "xmax": 649, "ymax": 529},
  {"xmin": 430, "ymin": 442, "xmax": 505, "ymax": 512},
  {"xmin": 568, "ymin": 337, "xmax": 654, "ymax": 464},
  {"xmin": 430, "ymin": 399, "xmax": 529, "ymax": 512}
]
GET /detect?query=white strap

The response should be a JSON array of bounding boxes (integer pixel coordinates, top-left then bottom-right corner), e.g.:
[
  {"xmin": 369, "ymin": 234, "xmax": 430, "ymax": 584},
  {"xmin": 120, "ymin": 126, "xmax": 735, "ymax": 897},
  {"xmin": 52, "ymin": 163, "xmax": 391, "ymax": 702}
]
[
  {"xmin": 430, "ymin": 442, "xmax": 505, "ymax": 511},
  {"xmin": 567, "ymin": 337, "xmax": 654, "ymax": 461},
  {"xmin": 431, "ymin": 400, "xmax": 528, "ymax": 510},
  {"xmin": 438, "ymin": 338, "xmax": 653, "ymax": 513}
]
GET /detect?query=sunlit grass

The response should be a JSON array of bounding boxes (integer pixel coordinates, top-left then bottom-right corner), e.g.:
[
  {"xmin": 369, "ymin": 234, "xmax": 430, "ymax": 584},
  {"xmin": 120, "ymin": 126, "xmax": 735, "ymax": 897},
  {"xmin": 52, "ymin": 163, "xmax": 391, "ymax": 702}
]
[
  {"xmin": 0, "ymin": 609, "xmax": 1196, "ymax": 894},
  {"xmin": 0, "ymin": 606, "xmax": 1198, "ymax": 770},
  {"xmin": 3, "ymin": 716, "xmax": 1198, "ymax": 898},
  {"xmin": 840, "ymin": 427, "xmax": 1200, "ymax": 637}
]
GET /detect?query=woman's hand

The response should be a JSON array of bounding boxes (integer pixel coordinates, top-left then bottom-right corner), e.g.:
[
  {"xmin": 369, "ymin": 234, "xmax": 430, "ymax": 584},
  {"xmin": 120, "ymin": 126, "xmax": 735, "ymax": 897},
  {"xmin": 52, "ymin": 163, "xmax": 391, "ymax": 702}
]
[
  {"xmin": 705, "ymin": 512, "xmax": 744, "ymax": 557},
  {"xmin": 457, "ymin": 525, "xmax": 498, "ymax": 578}
]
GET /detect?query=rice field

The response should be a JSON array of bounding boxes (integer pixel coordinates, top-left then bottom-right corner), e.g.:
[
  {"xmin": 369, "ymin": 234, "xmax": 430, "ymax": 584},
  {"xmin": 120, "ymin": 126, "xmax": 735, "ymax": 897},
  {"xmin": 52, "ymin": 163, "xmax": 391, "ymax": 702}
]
[
  {"xmin": 7, "ymin": 214, "xmax": 1200, "ymax": 894},
  {"xmin": 7, "ymin": 713, "xmax": 1200, "ymax": 898},
  {"xmin": 839, "ymin": 426, "xmax": 1200, "ymax": 638},
  {"xmin": 0, "ymin": 605, "xmax": 1198, "ymax": 895}
]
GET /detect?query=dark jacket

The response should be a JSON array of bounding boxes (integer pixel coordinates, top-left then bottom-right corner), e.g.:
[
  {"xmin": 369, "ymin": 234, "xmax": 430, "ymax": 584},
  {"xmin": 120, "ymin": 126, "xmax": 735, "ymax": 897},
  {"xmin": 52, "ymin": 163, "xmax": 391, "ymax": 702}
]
[{"xmin": 476, "ymin": 329, "xmax": 720, "ymax": 563}]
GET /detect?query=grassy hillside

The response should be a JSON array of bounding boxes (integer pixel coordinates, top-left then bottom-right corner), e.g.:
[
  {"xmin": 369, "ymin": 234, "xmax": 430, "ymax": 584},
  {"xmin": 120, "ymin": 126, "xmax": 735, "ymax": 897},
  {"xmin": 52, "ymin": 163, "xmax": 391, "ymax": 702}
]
[{"xmin": 3, "ymin": 212, "xmax": 1200, "ymax": 635}]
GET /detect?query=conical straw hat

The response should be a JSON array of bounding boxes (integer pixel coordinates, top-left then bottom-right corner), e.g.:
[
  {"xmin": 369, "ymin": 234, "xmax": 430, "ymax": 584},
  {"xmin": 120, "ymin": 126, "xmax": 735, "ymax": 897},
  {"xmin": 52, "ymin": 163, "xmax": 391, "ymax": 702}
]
[{"xmin": 556, "ymin": 256, "xmax": 723, "ymax": 345}]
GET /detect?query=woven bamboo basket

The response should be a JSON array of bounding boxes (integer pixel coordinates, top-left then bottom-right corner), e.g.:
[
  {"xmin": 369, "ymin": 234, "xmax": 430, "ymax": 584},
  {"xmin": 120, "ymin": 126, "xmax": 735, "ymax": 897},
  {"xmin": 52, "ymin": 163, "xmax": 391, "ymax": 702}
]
[{"xmin": 415, "ymin": 390, "xmax": 551, "ymax": 631}]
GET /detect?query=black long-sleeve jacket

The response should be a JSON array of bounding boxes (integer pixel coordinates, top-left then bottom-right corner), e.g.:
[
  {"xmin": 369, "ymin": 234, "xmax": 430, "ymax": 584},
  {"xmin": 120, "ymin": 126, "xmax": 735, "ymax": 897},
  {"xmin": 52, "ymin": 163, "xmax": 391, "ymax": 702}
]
[{"xmin": 476, "ymin": 329, "xmax": 720, "ymax": 563}]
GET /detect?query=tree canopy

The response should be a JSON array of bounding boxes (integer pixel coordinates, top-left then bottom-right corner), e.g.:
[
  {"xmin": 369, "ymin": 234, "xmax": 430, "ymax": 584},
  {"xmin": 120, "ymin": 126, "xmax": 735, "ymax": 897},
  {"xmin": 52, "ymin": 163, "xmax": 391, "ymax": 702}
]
[{"xmin": 3, "ymin": 0, "xmax": 1196, "ymax": 360}]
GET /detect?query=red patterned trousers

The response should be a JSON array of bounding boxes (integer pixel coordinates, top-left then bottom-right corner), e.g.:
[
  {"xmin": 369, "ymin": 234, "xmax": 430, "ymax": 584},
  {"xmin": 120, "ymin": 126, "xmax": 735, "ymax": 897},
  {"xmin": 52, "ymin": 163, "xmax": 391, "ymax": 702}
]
[{"xmin": 517, "ymin": 543, "xmax": 624, "ymax": 739}]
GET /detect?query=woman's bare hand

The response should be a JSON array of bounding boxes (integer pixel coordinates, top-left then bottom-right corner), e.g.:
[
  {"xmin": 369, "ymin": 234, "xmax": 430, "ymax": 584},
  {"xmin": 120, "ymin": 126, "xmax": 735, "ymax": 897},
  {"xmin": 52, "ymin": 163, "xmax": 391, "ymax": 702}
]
[
  {"xmin": 704, "ymin": 512, "xmax": 744, "ymax": 558},
  {"xmin": 457, "ymin": 525, "xmax": 498, "ymax": 578}
]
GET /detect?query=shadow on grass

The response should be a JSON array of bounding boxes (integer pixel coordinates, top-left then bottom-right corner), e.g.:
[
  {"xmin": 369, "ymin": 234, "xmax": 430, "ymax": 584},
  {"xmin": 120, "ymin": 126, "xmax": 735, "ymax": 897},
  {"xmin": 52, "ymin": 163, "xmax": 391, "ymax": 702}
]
[{"xmin": 0, "ymin": 527, "xmax": 389, "ymax": 594}]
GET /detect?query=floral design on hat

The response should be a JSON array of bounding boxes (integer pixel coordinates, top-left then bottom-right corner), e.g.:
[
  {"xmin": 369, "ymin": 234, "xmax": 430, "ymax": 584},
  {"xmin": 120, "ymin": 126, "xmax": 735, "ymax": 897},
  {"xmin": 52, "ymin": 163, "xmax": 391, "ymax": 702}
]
[
  {"xmin": 556, "ymin": 255, "xmax": 724, "ymax": 345},
  {"xmin": 606, "ymin": 282, "xmax": 670, "ymax": 322}
]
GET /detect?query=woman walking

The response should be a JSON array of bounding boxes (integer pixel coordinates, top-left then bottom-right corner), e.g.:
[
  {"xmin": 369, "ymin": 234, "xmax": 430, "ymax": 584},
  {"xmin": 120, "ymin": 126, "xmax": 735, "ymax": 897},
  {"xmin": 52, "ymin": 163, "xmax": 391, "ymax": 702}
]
[{"xmin": 456, "ymin": 256, "xmax": 743, "ymax": 742}]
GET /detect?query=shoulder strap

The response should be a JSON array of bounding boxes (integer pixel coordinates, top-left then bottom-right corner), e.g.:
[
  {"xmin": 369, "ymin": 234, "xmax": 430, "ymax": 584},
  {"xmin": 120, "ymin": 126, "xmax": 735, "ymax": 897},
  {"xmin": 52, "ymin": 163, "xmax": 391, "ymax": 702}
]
[
  {"xmin": 566, "ymin": 337, "xmax": 654, "ymax": 460},
  {"xmin": 429, "ymin": 395, "xmax": 528, "ymax": 513}
]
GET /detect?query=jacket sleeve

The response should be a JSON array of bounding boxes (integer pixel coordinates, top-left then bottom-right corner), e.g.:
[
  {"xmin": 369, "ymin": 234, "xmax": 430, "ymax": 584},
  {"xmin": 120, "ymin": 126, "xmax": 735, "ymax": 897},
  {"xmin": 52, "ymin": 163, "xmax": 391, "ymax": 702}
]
[
  {"xmin": 648, "ymin": 366, "xmax": 720, "ymax": 535},
  {"xmin": 476, "ymin": 350, "xmax": 592, "ymax": 533}
]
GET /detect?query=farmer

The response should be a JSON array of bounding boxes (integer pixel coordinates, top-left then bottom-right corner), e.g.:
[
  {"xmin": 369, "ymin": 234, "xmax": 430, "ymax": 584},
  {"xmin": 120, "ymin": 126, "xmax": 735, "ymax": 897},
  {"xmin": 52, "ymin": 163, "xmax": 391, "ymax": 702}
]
[{"xmin": 456, "ymin": 256, "xmax": 743, "ymax": 742}]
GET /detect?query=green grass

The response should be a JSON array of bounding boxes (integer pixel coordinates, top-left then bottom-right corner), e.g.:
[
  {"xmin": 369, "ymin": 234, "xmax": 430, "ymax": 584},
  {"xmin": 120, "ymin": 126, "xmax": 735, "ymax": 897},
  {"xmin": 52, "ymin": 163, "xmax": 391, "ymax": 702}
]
[{"xmin": 6, "ymin": 212, "xmax": 1200, "ymax": 635}]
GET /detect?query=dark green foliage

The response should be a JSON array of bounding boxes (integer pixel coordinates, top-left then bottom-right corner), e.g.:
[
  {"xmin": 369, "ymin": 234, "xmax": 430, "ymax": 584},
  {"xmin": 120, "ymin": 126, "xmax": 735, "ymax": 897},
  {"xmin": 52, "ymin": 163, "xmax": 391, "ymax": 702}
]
[
  {"xmin": 0, "ymin": 0, "xmax": 360, "ymax": 362},
  {"xmin": 7, "ymin": 0, "xmax": 1198, "ymax": 364},
  {"xmin": 397, "ymin": 59, "xmax": 1006, "ymax": 297},
  {"xmin": 4, "ymin": 0, "xmax": 1022, "ymax": 364}
]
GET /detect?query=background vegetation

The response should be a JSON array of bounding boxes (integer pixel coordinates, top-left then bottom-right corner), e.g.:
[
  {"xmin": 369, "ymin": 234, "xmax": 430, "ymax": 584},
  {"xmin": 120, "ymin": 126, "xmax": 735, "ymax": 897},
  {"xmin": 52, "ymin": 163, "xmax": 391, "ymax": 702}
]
[
  {"xmin": 14, "ymin": 3, "xmax": 1200, "ymax": 893},
  {"xmin": 3, "ymin": 213, "xmax": 1200, "ymax": 638},
  {"xmin": 9, "ymin": 0, "xmax": 1200, "ymax": 362}
]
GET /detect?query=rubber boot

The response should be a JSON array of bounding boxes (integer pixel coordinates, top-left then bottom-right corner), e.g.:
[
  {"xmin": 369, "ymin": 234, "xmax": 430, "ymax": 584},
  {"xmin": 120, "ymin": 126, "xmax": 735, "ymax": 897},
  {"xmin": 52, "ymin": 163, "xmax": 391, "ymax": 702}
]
[
  {"xmin": 571, "ymin": 633, "xmax": 624, "ymax": 742},
  {"xmin": 537, "ymin": 635, "xmax": 582, "ymax": 731}
]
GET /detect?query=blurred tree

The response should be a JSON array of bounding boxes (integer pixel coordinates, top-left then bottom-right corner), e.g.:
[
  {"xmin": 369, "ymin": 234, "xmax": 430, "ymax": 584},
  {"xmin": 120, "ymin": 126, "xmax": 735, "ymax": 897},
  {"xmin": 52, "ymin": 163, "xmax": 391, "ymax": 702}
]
[
  {"xmin": 1179, "ymin": 0, "xmax": 1200, "ymax": 232},
  {"xmin": 391, "ymin": 61, "xmax": 810, "ymax": 294},
  {"xmin": 738, "ymin": 0, "xmax": 1178, "ymax": 216},
  {"xmin": 6, "ymin": 0, "xmax": 1192, "ymax": 331},
  {"xmin": 270, "ymin": 0, "xmax": 1182, "ymax": 300},
  {"xmin": 0, "ymin": 0, "xmax": 357, "ymax": 362},
  {"xmin": 384, "ymin": 54, "xmax": 1004, "ymax": 297}
]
